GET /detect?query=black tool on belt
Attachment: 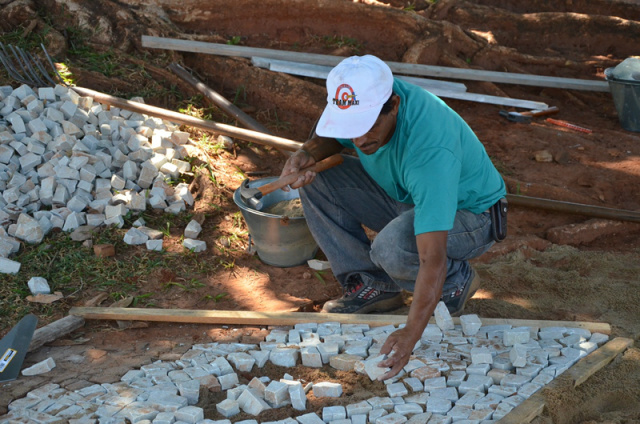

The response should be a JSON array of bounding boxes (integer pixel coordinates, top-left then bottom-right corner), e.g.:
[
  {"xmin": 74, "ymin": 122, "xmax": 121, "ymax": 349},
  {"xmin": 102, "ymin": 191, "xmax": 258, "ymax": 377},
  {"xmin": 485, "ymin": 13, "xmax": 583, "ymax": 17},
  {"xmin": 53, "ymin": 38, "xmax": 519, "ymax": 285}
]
[{"xmin": 490, "ymin": 198, "xmax": 508, "ymax": 242}]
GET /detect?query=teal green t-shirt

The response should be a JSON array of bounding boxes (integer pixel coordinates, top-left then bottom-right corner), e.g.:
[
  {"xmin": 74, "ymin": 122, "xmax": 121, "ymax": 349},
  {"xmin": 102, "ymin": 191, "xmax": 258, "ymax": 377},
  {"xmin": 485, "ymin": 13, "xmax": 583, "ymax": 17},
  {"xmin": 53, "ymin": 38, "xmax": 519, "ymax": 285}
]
[{"xmin": 337, "ymin": 78, "xmax": 506, "ymax": 235}]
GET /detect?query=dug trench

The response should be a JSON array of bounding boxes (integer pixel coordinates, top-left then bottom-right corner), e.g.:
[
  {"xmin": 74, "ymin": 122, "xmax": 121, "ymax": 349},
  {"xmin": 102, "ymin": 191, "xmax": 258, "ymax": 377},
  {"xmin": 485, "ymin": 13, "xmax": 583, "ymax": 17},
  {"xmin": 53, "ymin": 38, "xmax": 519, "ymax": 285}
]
[{"xmin": 0, "ymin": 0, "xmax": 639, "ymax": 423}]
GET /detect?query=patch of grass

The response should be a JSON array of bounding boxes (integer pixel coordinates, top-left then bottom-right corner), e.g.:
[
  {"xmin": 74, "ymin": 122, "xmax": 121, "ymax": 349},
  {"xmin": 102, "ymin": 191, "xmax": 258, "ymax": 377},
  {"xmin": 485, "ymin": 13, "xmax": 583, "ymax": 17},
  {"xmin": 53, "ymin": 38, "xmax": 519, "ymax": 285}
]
[
  {"xmin": 257, "ymin": 109, "xmax": 291, "ymax": 132},
  {"xmin": 322, "ymin": 35, "xmax": 363, "ymax": 53},
  {"xmin": 314, "ymin": 271, "xmax": 327, "ymax": 286},
  {"xmin": 232, "ymin": 85, "xmax": 247, "ymax": 107},
  {"xmin": 227, "ymin": 36, "xmax": 242, "ymax": 46},
  {"xmin": 66, "ymin": 27, "xmax": 118, "ymax": 76},
  {"xmin": 0, "ymin": 215, "xmax": 223, "ymax": 333},
  {"xmin": 201, "ymin": 292, "xmax": 229, "ymax": 303},
  {"xmin": 0, "ymin": 25, "xmax": 52, "ymax": 51},
  {"xmin": 142, "ymin": 211, "xmax": 193, "ymax": 235}
]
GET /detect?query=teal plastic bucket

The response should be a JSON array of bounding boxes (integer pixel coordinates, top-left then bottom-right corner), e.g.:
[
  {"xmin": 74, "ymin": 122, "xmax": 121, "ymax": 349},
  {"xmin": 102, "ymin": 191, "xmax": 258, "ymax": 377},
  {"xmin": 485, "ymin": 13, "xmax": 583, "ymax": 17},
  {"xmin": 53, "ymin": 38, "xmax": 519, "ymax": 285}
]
[
  {"xmin": 233, "ymin": 177, "xmax": 318, "ymax": 267},
  {"xmin": 605, "ymin": 67, "xmax": 640, "ymax": 132}
]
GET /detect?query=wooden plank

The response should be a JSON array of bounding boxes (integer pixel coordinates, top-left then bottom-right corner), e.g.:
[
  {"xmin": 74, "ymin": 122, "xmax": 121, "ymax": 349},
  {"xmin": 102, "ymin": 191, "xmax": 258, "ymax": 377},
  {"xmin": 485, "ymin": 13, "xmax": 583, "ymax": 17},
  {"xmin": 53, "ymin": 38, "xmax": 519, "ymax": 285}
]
[
  {"xmin": 497, "ymin": 337, "xmax": 633, "ymax": 424},
  {"xmin": 569, "ymin": 337, "xmax": 633, "ymax": 387},
  {"xmin": 142, "ymin": 36, "xmax": 610, "ymax": 92},
  {"xmin": 497, "ymin": 393, "xmax": 546, "ymax": 424},
  {"xmin": 69, "ymin": 307, "xmax": 611, "ymax": 334},
  {"xmin": 252, "ymin": 57, "xmax": 549, "ymax": 109},
  {"xmin": 69, "ymin": 307, "xmax": 408, "ymax": 326}
]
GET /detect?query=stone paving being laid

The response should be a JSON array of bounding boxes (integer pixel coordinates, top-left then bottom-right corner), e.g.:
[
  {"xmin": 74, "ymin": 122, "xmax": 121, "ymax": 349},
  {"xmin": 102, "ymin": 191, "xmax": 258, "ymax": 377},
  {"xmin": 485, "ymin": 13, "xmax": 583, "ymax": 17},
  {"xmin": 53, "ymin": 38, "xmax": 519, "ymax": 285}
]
[
  {"xmin": 0, "ymin": 84, "xmax": 214, "ymax": 275},
  {"xmin": 0, "ymin": 302, "xmax": 610, "ymax": 424}
]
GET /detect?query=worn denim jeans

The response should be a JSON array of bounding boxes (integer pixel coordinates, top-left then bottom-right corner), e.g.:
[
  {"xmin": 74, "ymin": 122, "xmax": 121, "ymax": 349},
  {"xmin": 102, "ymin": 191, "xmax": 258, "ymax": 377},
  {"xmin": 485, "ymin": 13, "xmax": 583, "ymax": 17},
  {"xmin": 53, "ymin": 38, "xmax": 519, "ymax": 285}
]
[{"xmin": 299, "ymin": 155, "xmax": 495, "ymax": 296}]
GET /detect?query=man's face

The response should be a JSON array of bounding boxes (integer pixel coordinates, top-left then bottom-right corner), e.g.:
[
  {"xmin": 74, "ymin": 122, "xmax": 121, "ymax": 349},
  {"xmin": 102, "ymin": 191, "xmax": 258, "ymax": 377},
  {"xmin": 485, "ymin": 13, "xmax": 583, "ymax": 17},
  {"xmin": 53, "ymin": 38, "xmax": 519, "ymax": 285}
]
[{"xmin": 352, "ymin": 96, "xmax": 400, "ymax": 155}]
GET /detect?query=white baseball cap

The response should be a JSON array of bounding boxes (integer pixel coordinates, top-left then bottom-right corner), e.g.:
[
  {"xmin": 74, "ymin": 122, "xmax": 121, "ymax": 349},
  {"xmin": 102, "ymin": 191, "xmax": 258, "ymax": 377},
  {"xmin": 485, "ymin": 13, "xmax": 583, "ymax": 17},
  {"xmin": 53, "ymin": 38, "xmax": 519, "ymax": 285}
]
[{"xmin": 315, "ymin": 55, "xmax": 394, "ymax": 139}]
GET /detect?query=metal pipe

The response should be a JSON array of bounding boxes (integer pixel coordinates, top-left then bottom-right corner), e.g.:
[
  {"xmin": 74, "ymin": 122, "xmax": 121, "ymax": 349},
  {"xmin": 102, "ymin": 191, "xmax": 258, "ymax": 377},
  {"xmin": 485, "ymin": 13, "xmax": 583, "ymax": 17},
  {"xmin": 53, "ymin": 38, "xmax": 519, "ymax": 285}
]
[
  {"xmin": 168, "ymin": 63, "xmax": 271, "ymax": 134},
  {"xmin": 167, "ymin": 63, "xmax": 291, "ymax": 157},
  {"xmin": 507, "ymin": 194, "xmax": 640, "ymax": 223},
  {"xmin": 70, "ymin": 86, "xmax": 303, "ymax": 153}
]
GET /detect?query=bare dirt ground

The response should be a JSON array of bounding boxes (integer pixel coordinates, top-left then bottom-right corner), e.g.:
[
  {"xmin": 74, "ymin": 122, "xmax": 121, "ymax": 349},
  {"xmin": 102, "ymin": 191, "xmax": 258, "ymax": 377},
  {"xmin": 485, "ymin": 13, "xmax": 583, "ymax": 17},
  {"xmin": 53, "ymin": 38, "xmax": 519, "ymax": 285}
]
[{"xmin": 1, "ymin": 1, "xmax": 639, "ymax": 423}]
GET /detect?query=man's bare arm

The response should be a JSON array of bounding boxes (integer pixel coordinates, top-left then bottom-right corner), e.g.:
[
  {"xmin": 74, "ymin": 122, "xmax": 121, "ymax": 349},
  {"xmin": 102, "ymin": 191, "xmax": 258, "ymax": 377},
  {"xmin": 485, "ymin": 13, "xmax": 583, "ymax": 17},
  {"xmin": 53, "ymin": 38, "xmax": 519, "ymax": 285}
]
[{"xmin": 378, "ymin": 231, "xmax": 448, "ymax": 379}]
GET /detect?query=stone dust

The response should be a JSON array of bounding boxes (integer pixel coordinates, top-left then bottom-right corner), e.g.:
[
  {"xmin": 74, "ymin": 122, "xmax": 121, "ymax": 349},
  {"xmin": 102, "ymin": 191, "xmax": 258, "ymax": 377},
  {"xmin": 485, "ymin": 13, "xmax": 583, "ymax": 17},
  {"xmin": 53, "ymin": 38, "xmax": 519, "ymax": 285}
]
[{"xmin": 263, "ymin": 198, "xmax": 304, "ymax": 217}]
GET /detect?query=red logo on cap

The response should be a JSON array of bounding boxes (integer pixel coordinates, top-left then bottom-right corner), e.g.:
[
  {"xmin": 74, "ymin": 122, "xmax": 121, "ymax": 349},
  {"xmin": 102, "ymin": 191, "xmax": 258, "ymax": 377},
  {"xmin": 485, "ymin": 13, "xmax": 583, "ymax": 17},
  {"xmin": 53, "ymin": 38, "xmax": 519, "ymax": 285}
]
[{"xmin": 333, "ymin": 84, "xmax": 359, "ymax": 110}]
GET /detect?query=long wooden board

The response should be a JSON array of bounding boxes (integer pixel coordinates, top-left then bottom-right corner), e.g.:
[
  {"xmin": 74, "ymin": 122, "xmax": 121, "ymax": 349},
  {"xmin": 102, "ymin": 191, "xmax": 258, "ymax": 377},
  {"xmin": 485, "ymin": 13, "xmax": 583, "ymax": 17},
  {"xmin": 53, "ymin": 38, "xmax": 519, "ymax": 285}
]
[
  {"xmin": 497, "ymin": 337, "xmax": 633, "ymax": 424},
  {"xmin": 142, "ymin": 36, "xmax": 610, "ymax": 92},
  {"xmin": 68, "ymin": 307, "xmax": 611, "ymax": 334}
]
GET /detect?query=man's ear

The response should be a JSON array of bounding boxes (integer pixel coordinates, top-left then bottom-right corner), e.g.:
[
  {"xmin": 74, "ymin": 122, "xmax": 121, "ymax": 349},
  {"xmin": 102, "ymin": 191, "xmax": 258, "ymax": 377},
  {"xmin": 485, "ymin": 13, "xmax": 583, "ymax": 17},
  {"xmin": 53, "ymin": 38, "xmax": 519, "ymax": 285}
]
[{"xmin": 391, "ymin": 95, "xmax": 401, "ymax": 116}]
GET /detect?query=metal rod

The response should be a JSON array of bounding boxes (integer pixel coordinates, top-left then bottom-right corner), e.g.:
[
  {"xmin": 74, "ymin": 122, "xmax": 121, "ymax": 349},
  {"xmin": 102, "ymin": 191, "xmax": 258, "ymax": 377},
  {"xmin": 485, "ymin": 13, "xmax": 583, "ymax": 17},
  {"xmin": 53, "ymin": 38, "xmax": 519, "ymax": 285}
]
[
  {"xmin": 19, "ymin": 48, "xmax": 47, "ymax": 87},
  {"xmin": 30, "ymin": 50, "xmax": 58, "ymax": 87},
  {"xmin": 11, "ymin": 45, "xmax": 43, "ymax": 86},
  {"xmin": 41, "ymin": 43, "xmax": 68, "ymax": 86},
  {"xmin": 168, "ymin": 63, "xmax": 291, "ymax": 157},
  {"xmin": 507, "ymin": 194, "xmax": 640, "ymax": 223},
  {"xmin": 0, "ymin": 43, "xmax": 30, "ymax": 85},
  {"xmin": 71, "ymin": 86, "xmax": 304, "ymax": 152},
  {"xmin": 169, "ymin": 63, "xmax": 272, "ymax": 134}
]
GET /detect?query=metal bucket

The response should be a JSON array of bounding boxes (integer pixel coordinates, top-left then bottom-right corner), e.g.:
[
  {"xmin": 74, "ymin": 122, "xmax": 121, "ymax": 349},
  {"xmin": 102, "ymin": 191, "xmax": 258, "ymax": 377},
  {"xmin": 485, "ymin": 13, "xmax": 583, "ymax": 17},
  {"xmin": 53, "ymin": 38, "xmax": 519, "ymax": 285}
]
[
  {"xmin": 605, "ymin": 67, "xmax": 640, "ymax": 132},
  {"xmin": 233, "ymin": 177, "xmax": 318, "ymax": 267}
]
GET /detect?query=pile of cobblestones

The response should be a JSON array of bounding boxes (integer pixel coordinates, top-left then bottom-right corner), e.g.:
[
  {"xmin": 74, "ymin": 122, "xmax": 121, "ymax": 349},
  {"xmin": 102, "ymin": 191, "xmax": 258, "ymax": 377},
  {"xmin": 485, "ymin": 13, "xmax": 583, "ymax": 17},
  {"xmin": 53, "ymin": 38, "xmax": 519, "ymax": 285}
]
[
  {"xmin": 0, "ymin": 303, "xmax": 609, "ymax": 424},
  {"xmin": 0, "ymin": 83, "xmax": 208, "ymax": 274}
]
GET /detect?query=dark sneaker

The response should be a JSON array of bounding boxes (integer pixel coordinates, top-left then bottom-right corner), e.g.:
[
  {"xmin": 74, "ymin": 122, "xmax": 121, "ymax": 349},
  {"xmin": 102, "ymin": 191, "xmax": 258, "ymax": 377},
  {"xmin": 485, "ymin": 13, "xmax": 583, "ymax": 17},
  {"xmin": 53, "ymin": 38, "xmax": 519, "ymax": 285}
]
[
  {"xmin": 322, "ymin": 279, "xmax": 404, "ymax": 314},
  {"xmin": 444, "ymin": 271, "xmax": 481, "ymax": 317}
]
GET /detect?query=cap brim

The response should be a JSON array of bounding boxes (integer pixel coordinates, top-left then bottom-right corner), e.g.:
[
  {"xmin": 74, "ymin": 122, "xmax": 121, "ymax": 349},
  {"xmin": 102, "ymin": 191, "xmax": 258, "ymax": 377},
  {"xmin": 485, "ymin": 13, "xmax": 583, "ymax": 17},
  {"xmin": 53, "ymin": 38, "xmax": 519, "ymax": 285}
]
[{"xmin": 315, "ymin": 102, "xmax": 384, "ymax": 139}]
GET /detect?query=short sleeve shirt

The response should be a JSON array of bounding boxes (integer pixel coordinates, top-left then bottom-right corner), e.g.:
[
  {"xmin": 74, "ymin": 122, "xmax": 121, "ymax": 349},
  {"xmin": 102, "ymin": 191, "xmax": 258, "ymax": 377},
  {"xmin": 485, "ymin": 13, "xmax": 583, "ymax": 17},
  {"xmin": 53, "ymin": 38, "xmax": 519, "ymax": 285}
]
[{"xmin": 336, "ymin": 78, "xmax": 506, "ymax": 235}]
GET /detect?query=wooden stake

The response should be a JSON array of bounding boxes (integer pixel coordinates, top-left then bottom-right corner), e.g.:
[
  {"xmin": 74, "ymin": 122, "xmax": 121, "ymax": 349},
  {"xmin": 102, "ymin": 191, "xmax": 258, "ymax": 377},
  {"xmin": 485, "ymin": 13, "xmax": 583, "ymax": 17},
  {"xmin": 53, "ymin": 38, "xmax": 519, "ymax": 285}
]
[
  {"xmin": 28, "ymin": 315, "xmax": 85, "ymax": 353},
  {"xmin": 68, "ymin": 307, "xmax": 611, "ymax": 334}
]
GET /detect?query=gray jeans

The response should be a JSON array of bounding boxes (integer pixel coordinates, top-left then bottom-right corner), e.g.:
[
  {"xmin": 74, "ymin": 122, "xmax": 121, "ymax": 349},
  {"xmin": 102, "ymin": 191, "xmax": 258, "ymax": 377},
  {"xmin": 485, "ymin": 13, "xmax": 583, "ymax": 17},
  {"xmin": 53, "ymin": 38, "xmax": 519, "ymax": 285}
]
[{"xmin": 299, "ymin": 155, "xmax": 495, "ymax": 296}]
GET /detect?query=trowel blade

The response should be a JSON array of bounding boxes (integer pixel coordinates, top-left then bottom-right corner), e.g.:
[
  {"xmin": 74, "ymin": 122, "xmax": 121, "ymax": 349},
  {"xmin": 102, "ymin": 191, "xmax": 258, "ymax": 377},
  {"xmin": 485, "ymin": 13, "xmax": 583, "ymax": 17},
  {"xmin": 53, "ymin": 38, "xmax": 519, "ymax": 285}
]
[{"xmin": 0, "ymin": 314, "xmax": 38, "ymax": 383}]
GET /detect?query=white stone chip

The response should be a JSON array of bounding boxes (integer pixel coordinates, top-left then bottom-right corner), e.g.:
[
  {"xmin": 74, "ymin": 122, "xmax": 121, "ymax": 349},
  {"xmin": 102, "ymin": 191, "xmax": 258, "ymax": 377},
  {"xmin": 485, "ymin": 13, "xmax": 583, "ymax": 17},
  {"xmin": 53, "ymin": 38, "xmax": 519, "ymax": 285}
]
[
  {"xmin": 364, "ymin": 354, "xmax": 390, "ymax": 381},
  {"xmin": 460, "ymin": 314, "xmax": 482, "ymax": 336},
  {"xmin": 434, "ymin": 301, "xmax": 454, "ymax": 331},
  {"xmin": 27, "ymin": 276, "xmax": 51, "ymax": 295},
  {"xmin": 124, "ymin": 228, "xmax": 149, "ymax": 245},
  {"xmin": 184, "ymin": 220, "xmax": 202, "ymax": 239},
  {"xmin": 22, "ymin": 357, "xmax": 56, "ymax": 376},
  {"xmin": 183, "ymin": 238, "xmax": 206, "ymax": 252},
  {"xmin": 313, "ymin": 382, "xmax": 342, "ymax": 398}
]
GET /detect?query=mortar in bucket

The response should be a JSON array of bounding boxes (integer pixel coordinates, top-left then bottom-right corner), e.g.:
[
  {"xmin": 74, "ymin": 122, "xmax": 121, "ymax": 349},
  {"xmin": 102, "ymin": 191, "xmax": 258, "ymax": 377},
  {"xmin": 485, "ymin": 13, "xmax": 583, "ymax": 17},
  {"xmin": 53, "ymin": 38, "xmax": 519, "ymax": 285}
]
[
  {"xmin": 233, "ymin": 177, "xmax": 318, "ymax": 267},
  {"xmin": 605, "ymin": 58, "xmax": 640, "ymax": 132}
]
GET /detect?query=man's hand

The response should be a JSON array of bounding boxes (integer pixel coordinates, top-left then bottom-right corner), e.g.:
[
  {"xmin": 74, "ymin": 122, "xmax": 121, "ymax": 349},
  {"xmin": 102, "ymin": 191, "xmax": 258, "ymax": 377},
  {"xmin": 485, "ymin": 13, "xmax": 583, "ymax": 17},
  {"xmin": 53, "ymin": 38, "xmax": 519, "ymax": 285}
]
[
  {"xmin": 280, "ymin": 149, "xmax": 316, "ymax": 191},
  {"xmin": 377, "ymin": 326, "xmax": 421, "ymax": 380}
]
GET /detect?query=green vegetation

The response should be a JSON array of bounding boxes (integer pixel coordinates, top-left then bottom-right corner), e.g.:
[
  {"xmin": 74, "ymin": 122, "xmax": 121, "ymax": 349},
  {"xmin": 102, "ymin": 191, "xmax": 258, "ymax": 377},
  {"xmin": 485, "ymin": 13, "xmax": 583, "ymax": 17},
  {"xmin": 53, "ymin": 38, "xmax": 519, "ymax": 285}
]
[
  {"xmin": 227, "ymin": 36, "xmax": 242, "ymax": 46},
  {"xmin": 0, "ymin": 215, "xmax": 220, "ymax": 333},
  {"xmin": 322, "ymin": 35, "xmax": 363, "ymax": 53},
  {"xmin": 0, "ymin": 24, "xmax": 52, "ymax": 51}
]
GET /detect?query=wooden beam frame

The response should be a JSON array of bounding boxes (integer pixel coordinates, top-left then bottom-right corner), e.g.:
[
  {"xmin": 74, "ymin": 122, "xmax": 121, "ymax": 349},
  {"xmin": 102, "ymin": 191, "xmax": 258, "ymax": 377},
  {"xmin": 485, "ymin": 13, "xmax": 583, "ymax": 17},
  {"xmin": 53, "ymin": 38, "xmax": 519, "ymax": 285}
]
[
  {"xmin": 497, "ymin": 337, "xmax": 633, "ymax": 423},
  {"xmin": 68, "ymin": 306, "xmax": 625, "ymax": 423},
  {"xmin": 68, "ymin": 307, "xmax": 611, "ymax": 334}
]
